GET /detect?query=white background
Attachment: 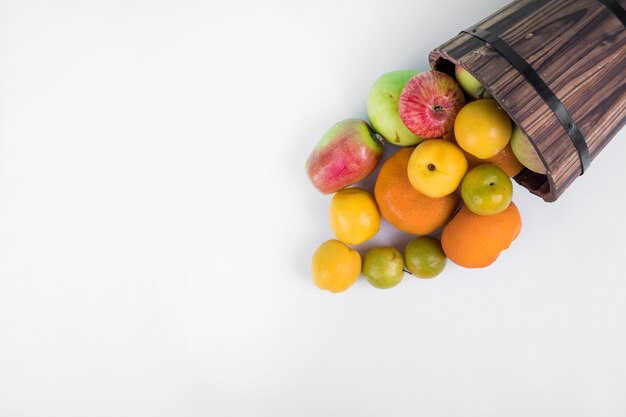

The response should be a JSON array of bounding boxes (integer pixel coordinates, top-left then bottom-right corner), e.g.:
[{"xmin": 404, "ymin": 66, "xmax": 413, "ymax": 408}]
[{"xmin": 1, "ymin": 0, "xmax": 626, "ymax": 416}]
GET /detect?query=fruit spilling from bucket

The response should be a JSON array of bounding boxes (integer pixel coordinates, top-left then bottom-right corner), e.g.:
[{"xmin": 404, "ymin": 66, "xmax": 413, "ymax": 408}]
[{"xmin": 307, "ymin": 67, "xmax": 543, "ymax": 293}]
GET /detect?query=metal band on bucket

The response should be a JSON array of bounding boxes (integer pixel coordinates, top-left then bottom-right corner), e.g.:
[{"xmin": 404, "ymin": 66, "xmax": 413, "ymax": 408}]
[
  {"xmin": 598, "ymin": 0, "xmax": 626, "ymax": 27},
  {"xmin": 462, "ymin": 26, "xmax": 591, "ymax": 174}
]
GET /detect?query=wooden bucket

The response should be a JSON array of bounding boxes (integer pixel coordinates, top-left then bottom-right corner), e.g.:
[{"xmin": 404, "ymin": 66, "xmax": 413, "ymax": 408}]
[{"xmin": 429, "ymin": 0, "xmax": 626, "ymax": 202}]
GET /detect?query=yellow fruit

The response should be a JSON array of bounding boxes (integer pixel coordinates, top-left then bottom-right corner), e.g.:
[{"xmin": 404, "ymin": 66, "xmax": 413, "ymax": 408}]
[
  {"xmin": 454, "ymin": 99, "xmax": 512, "ymax": 159},
  {"xmin": 443, "ymin": 132, "xmax": 523, "ymax": 177},
  {"xmin": 407, "ymin": 139, "xmax": 468, "ymax": 198},
  {"xmin": 374, "ymin": 147, "xmax": 460, "ymax": 234},
  {"xmin": 312, "ymin": 240, "xmax": 362, "ymax": 293},
  {"xmin": 329, "ymin": 187, "xmax": 380, "ymax": 245}
]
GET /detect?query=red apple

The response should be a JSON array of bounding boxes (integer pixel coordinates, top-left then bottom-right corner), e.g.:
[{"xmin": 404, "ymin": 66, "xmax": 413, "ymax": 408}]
[
  {"xmin": 306, "ymin": 119, "xmax": 382, "ymax": 194},
  {"xmin": 399, "ymin": 71, "xmax": 465, "ymax": 138}
]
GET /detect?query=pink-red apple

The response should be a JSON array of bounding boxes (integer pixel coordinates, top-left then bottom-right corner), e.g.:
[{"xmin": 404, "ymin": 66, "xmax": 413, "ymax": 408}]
[
  {"xmin": 367, "ymin": 70, "xmax": 424, "ymax": 146},
  {"xmin": 399, "ymin": 70, "xmax": 465, "ymax": 138},
  {"xmin": 306, "ymin": 119, "xmax": 382, "ymax": 194}
]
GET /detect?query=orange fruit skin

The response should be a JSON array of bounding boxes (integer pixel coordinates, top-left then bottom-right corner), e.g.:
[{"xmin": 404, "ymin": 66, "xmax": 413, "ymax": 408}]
[
  {"xmin": 487, "ymin": 143, "xmax": 524, "ymax": 177},
  {"xmin": 312, "ymin": 240, "xmax": 362, "ymax": 293},
  {"xmin": 443, "ymin": 132, "xmax": 523, "ymax": 177},
  {"xmin": 441, "ymin": 202, "xmax": 522, "ymax": 268},
  {"xmin": 374, "ymin": 147, "xmax": 460, "ymax": 235}
]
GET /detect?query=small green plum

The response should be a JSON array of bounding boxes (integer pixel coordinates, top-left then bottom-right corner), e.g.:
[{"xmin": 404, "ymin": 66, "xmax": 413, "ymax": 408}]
[
  {"xmin": 510, "ymin": 126, "xmax": 546, "ymax": 174},
  {"xmin": 455, "ymin": 64, "xmax": 492, "ymax": 99},
  {"xmin": 404, "ymin": 237, "xmax": 446, "ymax": 279},
  {"xmin": 461, "ymin": 164, "xmax": 513, "ymax": 216},
  {"xmin": 362, "ymin": 247, "xmax": 405, "ymax": 289}
]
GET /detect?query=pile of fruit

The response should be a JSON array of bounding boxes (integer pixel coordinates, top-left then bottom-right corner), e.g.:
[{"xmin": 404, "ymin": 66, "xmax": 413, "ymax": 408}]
[{"xmin": 307, "ymin": 67, "xmax": 547, "ymax": 293}]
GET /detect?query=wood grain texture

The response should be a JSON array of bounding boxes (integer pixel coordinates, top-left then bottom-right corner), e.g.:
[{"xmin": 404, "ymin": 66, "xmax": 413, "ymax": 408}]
[{"xmin": 429, "ymin": 0, "xmax": 626, "ymax": 201}]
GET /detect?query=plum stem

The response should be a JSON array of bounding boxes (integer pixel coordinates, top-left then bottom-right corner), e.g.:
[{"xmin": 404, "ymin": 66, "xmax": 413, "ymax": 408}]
[{"xmin": 403, "ymin": 268, "xmax": 413, "ymax": 275}]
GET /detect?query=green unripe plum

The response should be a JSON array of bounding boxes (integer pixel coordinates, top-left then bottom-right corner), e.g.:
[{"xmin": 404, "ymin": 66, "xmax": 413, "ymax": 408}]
[
  {"xmin": 510, "ymin": 126, "xmax": 546, "ymax": 174},
  {"xmin": 455, "ymin": 64, "xmax": 492, "ymax": 99},
  {"xmin": 461, "ymin": 164, "xmax": 512, "ymax": 216},
  {"xmin": 404, "ymin": 237, "xmax": 446, "ymax": 279},
  {"xmin": 362, "ymin": 247, "xmax": 405, "ymax": 289},
  {"xmin": 367, "ymin": 70, "xmax": 425, "ymax": 146}
]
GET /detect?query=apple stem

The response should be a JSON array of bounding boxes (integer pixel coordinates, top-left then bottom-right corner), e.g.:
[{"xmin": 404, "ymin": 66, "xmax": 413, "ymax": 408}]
[
  {"xmin": 371, "ymin": 131, "xmax": 385, "ymax": 147},
  {"xmin": 403, "ymin": 268, "xmax": 413, "ymax": 275}
]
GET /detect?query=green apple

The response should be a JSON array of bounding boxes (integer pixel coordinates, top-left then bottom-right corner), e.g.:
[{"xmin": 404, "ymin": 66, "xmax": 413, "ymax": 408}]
[
  {"xmin": 455, "ymin": 64, "xmax": 492, "ymax": 99},
  {"xmin": 367, "ymin": 70, "xmax": 425, "ymax": 146},
  {"xmin": 461, "ymin": 164, "xmax": 512, "ymax": 216},
  {"xmin": 362, "ymin": 247, "xmax": 405, "ymax": 289},
  {"xmin": 404, "ymin": 237, "xmax": 446, "ymax": 279},
  {"xmin": 510, "ymin": 126, "xmax": 546, "ymax": 174}
]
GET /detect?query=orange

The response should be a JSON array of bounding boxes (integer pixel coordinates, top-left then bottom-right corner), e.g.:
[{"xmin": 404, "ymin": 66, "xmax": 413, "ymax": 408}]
[
  {"xmin": 374, "ymin": 147, "xmax": 460, "ymax": 234},
  {"xmin": 441, "ymin": 202, "xmax": 522, "ymax": 268},
  {"xmin": 487, "ymin": 143, "xmax": 524, "ymax": 177},
  {"xmin": 443, "ymin": 132, "xmax": 523, "ymax": 177}
]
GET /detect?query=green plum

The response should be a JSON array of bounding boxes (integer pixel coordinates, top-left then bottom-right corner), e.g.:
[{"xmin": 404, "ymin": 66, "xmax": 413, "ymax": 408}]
[
  {"xmin": 461, "ymin": 164, "xmax": 512, "ymax": 216},
  {"xmin": 404, "ymin": 237, "xmax": 446, "ymax": 279},
  {"xmin": 510, "ymin": 126, "xmax": 546, "ymax": 174},
  {"xmin": 362, "ymin": 247, "xmax": 404, "ymax": 289},
  {"xmin": 455, "ymin": 64, "xmax": 492, "ymax": 99},
  {"xmin": 367, "ymin": 70, "xmax": 425, "ymax": 146}
]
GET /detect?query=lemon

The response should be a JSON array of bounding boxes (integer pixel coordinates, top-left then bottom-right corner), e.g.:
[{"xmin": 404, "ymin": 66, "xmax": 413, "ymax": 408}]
[{"xmin": 454, "ymin": 99, "xmax": 512, "ymax": 159}]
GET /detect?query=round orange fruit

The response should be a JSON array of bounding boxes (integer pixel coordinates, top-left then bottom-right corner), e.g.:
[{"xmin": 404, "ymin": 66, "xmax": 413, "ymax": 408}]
[
  {"xmin": 441, "ymin": 202, "xmax": 522, "ymax": 268},
  {"xmin": 374, "ymin": 147, "xmax": 460, "ymax": 235},
  {"xmin": 487, "ymin": 143, "xmax": 524, "ymax": 177}
]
